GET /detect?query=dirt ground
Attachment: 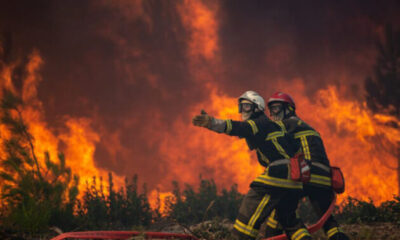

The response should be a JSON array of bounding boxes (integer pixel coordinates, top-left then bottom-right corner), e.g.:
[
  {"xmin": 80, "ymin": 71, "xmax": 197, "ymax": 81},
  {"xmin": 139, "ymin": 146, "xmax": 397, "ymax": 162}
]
[
  {"xmin": 329, "ymin": 223, "xmax": 400, "ymax": 240},
  {"xmin": 2, "ymin": 221, "xmax": 399, "ymax": 239},
  {"xmin": 261, "ymin": 223, "xmax": 400, "ymax": 240},
  {"xmin": 188, "ymin": 221, "xmax": 400, "ymax": 240}
]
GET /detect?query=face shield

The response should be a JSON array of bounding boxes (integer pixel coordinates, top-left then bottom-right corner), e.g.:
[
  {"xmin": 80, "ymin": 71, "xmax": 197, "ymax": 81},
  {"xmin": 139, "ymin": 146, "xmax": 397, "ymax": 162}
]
[
  {"xmin": 268, "ymin": 102, "xmax": 284, "ymax": 121},
  {"xmin": 239, "ymin": 100, "xmax": 256, "ymax": 121},
  {"xmin": 239, "ymin": 102, "xmax": 255, "ymax": 113}
]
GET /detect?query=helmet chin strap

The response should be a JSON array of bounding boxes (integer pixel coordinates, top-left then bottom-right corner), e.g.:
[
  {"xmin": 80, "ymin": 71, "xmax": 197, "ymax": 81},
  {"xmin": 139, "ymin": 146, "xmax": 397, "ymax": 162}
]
[{"xmin": 284, "ymin": 106, "xmax": 296, "ymax": 119}]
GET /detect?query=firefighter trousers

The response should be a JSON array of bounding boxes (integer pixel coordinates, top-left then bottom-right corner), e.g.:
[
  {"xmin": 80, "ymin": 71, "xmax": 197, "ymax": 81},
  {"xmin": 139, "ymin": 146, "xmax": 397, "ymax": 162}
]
[
  {"xmin": 232, "ymin": 186, "xmax": 311, "ymax": 240},
  {"xmin": 263, "ymin": 185, "xmax": 349, "ymax": 240},
  {"xmin": 306, "ymin": 185, "xmax": 349, "ymax": 240}
]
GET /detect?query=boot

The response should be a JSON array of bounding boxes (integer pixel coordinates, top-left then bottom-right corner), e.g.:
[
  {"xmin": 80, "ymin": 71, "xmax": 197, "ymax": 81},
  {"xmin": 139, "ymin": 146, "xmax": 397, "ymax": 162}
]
[{"xmin": 328, "ymin": 232, "xmax": 350, "ymax": 240}]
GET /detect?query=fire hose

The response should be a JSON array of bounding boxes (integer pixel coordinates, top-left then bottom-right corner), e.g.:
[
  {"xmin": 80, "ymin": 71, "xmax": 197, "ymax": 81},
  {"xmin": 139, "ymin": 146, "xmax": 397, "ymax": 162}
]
[
  {"xmin": 51, "ymin": 194, "xmax": 336, "ymax": 240},
  {"xmin": 50, "ymin": 231, "xmax": 199, "ymax": 240}
]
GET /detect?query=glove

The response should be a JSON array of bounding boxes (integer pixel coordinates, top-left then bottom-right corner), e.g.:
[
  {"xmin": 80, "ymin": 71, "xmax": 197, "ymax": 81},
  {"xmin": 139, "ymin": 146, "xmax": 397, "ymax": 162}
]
[{"xmin": 192, "ymin": 110, "xmax": 213, "ymax": 129}]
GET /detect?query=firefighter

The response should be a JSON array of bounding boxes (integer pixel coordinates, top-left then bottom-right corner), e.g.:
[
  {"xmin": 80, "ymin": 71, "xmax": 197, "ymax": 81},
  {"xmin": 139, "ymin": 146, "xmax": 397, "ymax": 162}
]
[
  {"xmin": 264, "ymin": 91, "xmax": 350, "ymax": 240},
  {"xmin": 192, "ymin": 90, "xmax": 312, "ymax": 240}
]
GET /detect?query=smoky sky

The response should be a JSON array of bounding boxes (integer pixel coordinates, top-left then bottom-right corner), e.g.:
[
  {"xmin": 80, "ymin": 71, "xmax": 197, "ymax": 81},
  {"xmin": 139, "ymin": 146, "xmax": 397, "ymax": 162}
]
[
  {"xmin": 218, "ymin": 0, "xmax": 400, "ymax": 96},
  {"xmin": 1, "ymin": 0, "xmax": 400, "ymax": 190}
]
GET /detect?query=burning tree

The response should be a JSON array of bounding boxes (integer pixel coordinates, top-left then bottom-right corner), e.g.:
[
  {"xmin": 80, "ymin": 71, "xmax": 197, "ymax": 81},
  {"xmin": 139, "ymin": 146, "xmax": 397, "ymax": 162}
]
[
  {"xmin": 0, "ymin": 89, "xmax": 80, "ymax": 234},
  {"xmin": 0, "ymin": 35, "xmax": 79, "ymax": 235},
  {"xmin": 365, "ymin": 24, "xmax": 400, "ymax": 193},
  {"xmin": 0, "ymin": 34, "xmax": 155, "ymax": 235}
]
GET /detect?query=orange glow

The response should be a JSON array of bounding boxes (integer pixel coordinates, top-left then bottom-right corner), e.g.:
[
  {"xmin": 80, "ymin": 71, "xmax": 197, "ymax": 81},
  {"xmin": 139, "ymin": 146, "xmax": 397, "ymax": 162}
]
[
  {"xmin": 149, "ymin": 190, "xmax": 176, "ymax": 215},
  {"xmin": 0, "ymin": 2, "xmax": 397, "ymax": 212},
  {"xmin": 169, "ymin": 1, "xmax": 398, "ymax": 207},
  {"xmin": 272, "ymin": 79, "xmax": 398, "ymax": 204},
  {"xmin": 0, "ymin": 50, "xmax": 125, "ymax": 199},
  {"xmin": 178, "ymin": 0, "xmax": 219, "ymax": 60},
  {"xmin": 157, "ymin": 87, "xmax": 263, "ymax": 195},
  {"xmin": 311, "ymin": 86, "xmax": 399, "ymax": 204},
  {"xmin": 1, "ymin": 60, "xmax": 397, "ymax": 209},
  {"xmin": 155, "ymin": 79, "xmax": 398, "ymax": 206},
  {"xmin": 58, "ymin": 117, "xmax": 125, "ymax": 190}
]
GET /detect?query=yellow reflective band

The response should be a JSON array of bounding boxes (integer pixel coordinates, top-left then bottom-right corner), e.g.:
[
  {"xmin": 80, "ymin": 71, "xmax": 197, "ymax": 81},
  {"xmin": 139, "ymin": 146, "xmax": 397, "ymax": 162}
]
[
  {"xmin": 248, "ymin": 194, "xmax": 270, "ymax": 227},
  {"xmin": 327, "ymin": 227, "xmax": 340, "ymax": 238},
  {"xmin": 233, "ymin": 219, "xmax": 258, "ymax": 238},
  {"xmin": 297, "ymin": 120, "xmax": 303, "ymax": 126},
  {"xmin": 310, "ymin": 174, "xmax": 331, "ymax": 186},
  {"xmin": 292, "ymin": 228, "xmax": 310, "ymax": 240},
  {"xmin": 293, "ymin": 232, "xmax": 310, "ymax": 240},
  {"xmin": 266, "ymin": 210, "xmax": 278, "ymax": 228},
  {"xmin": 275, "ymin": 121, "xmax": 287, "ymax": 133},
  {"xmin": 257, "ymin": 148, "xmax": 270, "ymax": 165},
  {"xmin": 247, "ymin": 120, "xmax": 259, "ymax": 135},
  {"xmin": 266, "ymin": 219, "xmax": 278, "ymax": 228},
  {"xmin": 254, "ymin": 174, "xmax": 303, "ymax": 189},
  {"xmin": 300, "ymin": 136, "xmax": 311, "ymax": 160},
  {"xmin": 269, "ymin": 217, "xmax": 278, "ymax": 225},
  {"xmin": 265, "ymin": 130, "xmax": 289, "ymax": 159},
  {"xmin": 294, "ymin": 130, "xmax": 320, "ymax": 138},
  {"xmin": 272, "ymin": 139, "xmax": 290, "ymax": 159},
  {"xmin": 266, "ymin": 131, "xmax": 285, "ymax": 140},
  {"xmin": 270, "ymin": 209, "xmax": 277, "ymax": 222},
  {"xmin": 225, "ymin": 120, "xmax": 232, "ymax": 134}
]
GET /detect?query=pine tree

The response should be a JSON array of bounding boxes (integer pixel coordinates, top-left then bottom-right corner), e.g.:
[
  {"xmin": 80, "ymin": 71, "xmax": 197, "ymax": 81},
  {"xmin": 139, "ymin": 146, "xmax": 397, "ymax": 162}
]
[
  {"xmin": 364, "ymin": 24, "xmax": 400, "ymax": 193},
  {"xmin": 165, "ymin": 177, "xmax": 244, "ymax": 225},
  {"xmin": 0, "ymin": 89, "xmax": 80, "ymax": 234},
  {"xmin": 0, "ymin": 35, "xmax": 79, "ymax": 235}
]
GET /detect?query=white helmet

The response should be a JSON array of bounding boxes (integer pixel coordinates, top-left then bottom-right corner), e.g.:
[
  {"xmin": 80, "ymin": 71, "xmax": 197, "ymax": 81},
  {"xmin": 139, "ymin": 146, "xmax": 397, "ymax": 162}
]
[{"xmin": 238, "ymin": 90, "xmax": 265, "ymax": 111}]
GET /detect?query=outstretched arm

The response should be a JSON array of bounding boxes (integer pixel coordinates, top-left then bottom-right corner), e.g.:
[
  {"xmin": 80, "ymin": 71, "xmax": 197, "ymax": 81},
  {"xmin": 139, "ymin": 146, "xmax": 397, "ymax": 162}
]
[
  {"xmin": 192, "ymin": 110, "xmax": 260, "ymax": 137},
  {"xmin": 192, "ymin": 110, "xmax": 226, "ymax": 133}
]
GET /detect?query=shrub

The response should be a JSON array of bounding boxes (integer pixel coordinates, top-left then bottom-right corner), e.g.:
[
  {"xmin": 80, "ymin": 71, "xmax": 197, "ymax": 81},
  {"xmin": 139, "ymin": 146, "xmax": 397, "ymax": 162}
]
[
  {"xmin": 165, "ymin": 177, "xmax": 243, "ymax": 225},
  {"xmin": 336, "ymin": 196, "xmax": 400, "ymax": 225},
  {"xmin": 76, "ymin": 173, "xmax": 152, "ymax": 230}
]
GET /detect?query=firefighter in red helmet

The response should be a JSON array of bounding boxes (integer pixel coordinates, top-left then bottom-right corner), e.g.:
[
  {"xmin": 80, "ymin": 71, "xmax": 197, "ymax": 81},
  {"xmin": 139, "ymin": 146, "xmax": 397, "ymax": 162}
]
[
  {"xmin": 264, "ymin": 91, "xmax": 350, "ymax": 240},
  {"xmin": 267, "ymin": 92, "xmax": 296, "ymax": 121},
  {"xmin": 192, "ymin": 90, "xmax": 311, "ymax": 240}
]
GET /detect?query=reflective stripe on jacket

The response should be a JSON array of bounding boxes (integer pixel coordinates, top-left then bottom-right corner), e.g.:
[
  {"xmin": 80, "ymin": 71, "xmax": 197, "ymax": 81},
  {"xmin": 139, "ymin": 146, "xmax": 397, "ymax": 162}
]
[
  {"xmin": 224, "ymin": 113, "xmax": 302, "ymax": 190},
  {"xmin": 282, "ymin": 116, "xmax": 331, "ymax": 188}
]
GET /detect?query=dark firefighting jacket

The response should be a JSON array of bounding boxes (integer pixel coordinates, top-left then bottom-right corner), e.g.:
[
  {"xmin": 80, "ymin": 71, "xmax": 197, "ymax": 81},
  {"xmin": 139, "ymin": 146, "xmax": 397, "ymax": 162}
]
[
  {"xmin": 223, "ymin": 113, "xmax": 302, "ymax": 190},
  {"xmin": 281, "ymin": 116, "xmax": 332, "ymax": 188}
]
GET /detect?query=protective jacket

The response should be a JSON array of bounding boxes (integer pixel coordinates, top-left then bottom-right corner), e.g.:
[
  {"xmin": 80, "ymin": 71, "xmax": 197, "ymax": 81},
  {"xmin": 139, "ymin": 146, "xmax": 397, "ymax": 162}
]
[
  {"xmin": 224, "ymin": 113, "xmax": 302, "ymax": 190},
  {"xmin": 263, "ymin": 116, "xmax": 349, "ymax": 240},
  {"xmin": 282, "ymin": 116, "xmax": 332, "ymax": 188},
  {"xmin": 218, "ymin": 113, "xmax": 310, "ymax": 240}
]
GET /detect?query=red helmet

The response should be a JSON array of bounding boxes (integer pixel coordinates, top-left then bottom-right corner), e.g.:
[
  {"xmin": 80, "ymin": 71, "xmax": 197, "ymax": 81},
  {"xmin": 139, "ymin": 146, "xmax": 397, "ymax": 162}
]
[{"xmin": 268, "ymin": 92, "xmax": 296, "ymax": 109}]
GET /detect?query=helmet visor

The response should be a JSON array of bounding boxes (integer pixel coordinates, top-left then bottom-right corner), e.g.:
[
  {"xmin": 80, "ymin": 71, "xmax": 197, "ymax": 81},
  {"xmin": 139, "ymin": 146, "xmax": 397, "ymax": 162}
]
[
  {"xmin": 239, "ymin": 102, "xmax": 255, "ymax": 113},
  {"xmin": 268, "ymin": 102, "xmax": 283, "ymax": 116}
]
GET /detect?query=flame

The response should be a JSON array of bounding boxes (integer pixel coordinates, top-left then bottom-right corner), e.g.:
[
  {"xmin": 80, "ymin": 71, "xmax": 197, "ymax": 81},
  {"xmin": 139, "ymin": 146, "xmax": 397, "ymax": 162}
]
[
  {"xmin": 265, "ymin": 79, "xmax": 398, "ymax": 204},
  {"xmin": 309, "ymin": 85, "xmax": 399, "ymax": 203},
  {"xmin": 0, "ymin": 50, "xmax": 125, "ymax": 198},
  {"xmin": 164, "ymin": 0, "xmax": 398, "ymax": 207},
  {"xmin": 178, "ymin": 0, "xmax": 219, "ymax": 60},
  {"xmin": 1, "ymin": 2, "xmax": 398, "ymax": 213},
  {"xmin": 58, "ymin": 117, "xmax": 126, "ymax": 189},
  {"xmin": 157, "ymin": 87, "xmax": 262, "ymax": 194},
  {"xmin": 154, "ymin": 79, "xmax": 398, "ymax": 207},
  {"xmin": 149, "ymin": 190, "xmax": 176, "ymax": 215}
]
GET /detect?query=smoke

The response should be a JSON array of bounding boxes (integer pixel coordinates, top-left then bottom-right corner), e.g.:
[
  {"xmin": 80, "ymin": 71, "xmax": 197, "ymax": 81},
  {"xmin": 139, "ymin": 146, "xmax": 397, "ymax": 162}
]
[{"xmin": 1, "ymin": 0, "xmax": 400, "ymax": 199}]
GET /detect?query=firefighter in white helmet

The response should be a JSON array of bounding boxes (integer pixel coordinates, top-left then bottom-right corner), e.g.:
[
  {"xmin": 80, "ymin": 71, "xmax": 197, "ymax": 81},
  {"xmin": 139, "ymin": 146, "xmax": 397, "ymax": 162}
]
[
  {"xmin": 192, "ymin": 90, "xmax": 311, "ymax": 240},
  {"xmin": 263, "ymin": 91, "xmax": 349, "ymax": 240}
]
